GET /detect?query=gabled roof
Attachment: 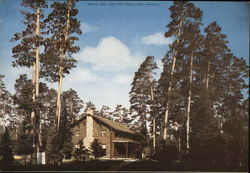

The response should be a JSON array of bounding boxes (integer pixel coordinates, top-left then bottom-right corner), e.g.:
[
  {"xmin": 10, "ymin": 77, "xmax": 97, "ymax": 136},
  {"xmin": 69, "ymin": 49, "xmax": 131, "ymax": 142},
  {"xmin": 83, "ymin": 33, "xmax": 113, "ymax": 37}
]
[
  {"xmin": 72, "ymin": 114, "xmax": 141, "ymax": 140},
  {"xmin": 91, "ymin": 114, "xmax": 136, "ymax": 135}
]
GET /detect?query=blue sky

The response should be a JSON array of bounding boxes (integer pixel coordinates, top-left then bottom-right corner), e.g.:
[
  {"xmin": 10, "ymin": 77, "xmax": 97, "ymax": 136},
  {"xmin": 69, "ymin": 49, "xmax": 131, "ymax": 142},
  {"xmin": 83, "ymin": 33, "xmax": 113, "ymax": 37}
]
[{"xmin": 0, "ymin": 1, "xmax": 249, "ymax": 110}]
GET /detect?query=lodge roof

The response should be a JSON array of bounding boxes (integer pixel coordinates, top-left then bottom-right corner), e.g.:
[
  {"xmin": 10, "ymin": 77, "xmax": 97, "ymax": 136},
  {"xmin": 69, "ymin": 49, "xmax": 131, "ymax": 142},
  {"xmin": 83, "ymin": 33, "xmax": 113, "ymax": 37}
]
[
  {"xmin": 72, "ymin": 113, "xmax": 141, "ymax": 140},
  {"xmin": 91, "ymin": 114, "xmax": 137, "ymax": 135}
]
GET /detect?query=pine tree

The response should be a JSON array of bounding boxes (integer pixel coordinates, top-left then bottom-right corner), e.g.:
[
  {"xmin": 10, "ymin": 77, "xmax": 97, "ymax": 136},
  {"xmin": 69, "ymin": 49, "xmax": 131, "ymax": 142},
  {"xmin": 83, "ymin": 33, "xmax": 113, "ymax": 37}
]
[
  {"xmin": 218, "ymin": 54, "xmax": 248, "ymax": 168},
  {"xmin": 13, "ymin": 75, "xmax": 34, "ymax": 132},
  {"xmin": 73, "ymin": 139, "xmax": 90, "ymax": 161},
  {"xmin": 43, "ymin": 0, "xmax": 82, "ymax": 133},
  {"xmin": 181, "ymin": 9, "xmax": 203, "ymax": 154},
  {"xmin": 11, "ymin": 0, "xmax": 48, "ymax": 160},
  {"xmin": 112, "ymin": 104, "xmax": 131, "ymax": 126},
  {"xmin": 159, "ymin": 2, "xmax": 203, "ymax": 142},
  {"xmin": 218, "ymin": 54, "xmax": 248, "ymax": 122},
  {"xmin": 98, "ymin": 105, "xmax": 112, "ymax": 120},
  {"xmin": 129, "ymin": 56, "xmax": 158, "ymax": 133},
  {"xmin": 46, "ymin": 126, "xmax": 62, "ymax": 165},
  {"xmin": 39, "ymin": 87, "xmax": 57, "ymax": 127},
  {"xmin": 90, "ymin": 138, "xmax": 106, "ymax": 159},
  {"xmin": 44, "ymin": 89, "xmax": 83, "ymax": 164},
  {"xmin": 0, "ymin": 129, "xmax": 14, "ymax": 167},
  {"xmin": 84, "ymin": 101, "xmax": 98, "ymax": 115},
  {"xmin": 37, "ymin": 86, "xmax": 58, "ymax": 153},
  {"xmin": 189, "ymin": 22, "xmax": 231, "ymax": 158},
  {"xmin": 0, "ymin": 75, "xmax": 14, "ymax": 131},
  {"xmin": 202, "ymin": 22, "xmax": 230, "ymax": 90},
  {"xmin": 61, "ymin": 89, "xmax": 84, "ymax": 123},
  {"xmin": 16, "ymin": 122, "xmax": 34, "ymax": 165}
]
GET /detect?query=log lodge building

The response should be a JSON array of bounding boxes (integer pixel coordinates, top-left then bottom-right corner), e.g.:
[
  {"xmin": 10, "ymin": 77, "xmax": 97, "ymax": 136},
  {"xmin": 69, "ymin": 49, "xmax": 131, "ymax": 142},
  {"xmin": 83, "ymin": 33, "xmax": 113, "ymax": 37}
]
[{"xmin": 71, "ymin": 109, "xmax": 142, "ymax": 159}]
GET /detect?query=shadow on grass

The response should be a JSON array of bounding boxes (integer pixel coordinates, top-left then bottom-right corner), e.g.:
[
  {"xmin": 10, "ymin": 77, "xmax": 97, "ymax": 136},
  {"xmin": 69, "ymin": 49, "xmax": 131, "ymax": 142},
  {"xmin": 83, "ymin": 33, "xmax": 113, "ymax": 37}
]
[
  {"xmin": 120, "ymin": 159, "xmax": 248, "ymax": 172},
  {"xmin": 2, "ymin": 159, "xmax": 248, "ymax": 172},
  {"xmin": 3, "ymin": 160, "xmax": 124, "ymax": 171}
]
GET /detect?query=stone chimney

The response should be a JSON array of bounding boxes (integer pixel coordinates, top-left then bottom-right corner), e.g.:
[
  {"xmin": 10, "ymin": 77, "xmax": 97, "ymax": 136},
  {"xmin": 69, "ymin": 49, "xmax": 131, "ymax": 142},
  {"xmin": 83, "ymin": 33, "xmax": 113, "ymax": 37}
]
[{"xmin": 84, "ymin": 108, "xmax": 94, "ymax": 150}]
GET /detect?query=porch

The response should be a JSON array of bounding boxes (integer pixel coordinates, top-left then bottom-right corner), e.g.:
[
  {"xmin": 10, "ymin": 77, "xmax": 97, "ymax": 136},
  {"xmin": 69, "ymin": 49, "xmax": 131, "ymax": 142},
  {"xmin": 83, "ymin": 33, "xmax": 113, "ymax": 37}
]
[{"xmin": 111, "ymin": 140, "xmax": 140, "ymax": 159}]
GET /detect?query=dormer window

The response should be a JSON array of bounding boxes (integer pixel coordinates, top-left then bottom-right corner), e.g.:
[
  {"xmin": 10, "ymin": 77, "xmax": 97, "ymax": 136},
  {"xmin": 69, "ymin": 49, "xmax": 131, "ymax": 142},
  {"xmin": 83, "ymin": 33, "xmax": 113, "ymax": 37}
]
[{"xmin": 101, "ymin": 130, "xmax": 106, "ymax": 137}]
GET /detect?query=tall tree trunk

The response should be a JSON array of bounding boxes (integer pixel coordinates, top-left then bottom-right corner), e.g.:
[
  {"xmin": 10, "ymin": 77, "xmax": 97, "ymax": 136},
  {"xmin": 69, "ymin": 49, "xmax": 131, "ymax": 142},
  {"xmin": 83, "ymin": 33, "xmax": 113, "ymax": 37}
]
[
  {"xmin": 163, "ymin": 18, "xmax": 183, "ymax": 140},
  {"xmin": 2, "ymin": 102, "xmax": 6, "ymax": 132},
  {"xmin": 2, "ymin": 124, "xmax": 5, "ymax": 132},
  {"xmin": 150, "ymin": 84, "xmax": 156, "ymax": 148},
  {"xmin": 186, "ymin": 53, "xmax": 194, "ymax": 154},
  {"xmin": 31, "ymin": 62, "xmax": 36, "ymax": 145},
  {"xmin": 35, "ymin": 5, "xmax": 41, "ymax": 158},
  {"xmin": 55, "ymin": 0, "xmax": 72, "ymax": 133},
  {"xmin": 56, "ymin": 64, "xmax": 63, "ymax": 131},
  {"xmin": 206, "ymin": 60, "xmax": 211, "ymax": 90},
  {"xmin": 31, "ymin": 60, "xmax": 36, "ymax": 164}
]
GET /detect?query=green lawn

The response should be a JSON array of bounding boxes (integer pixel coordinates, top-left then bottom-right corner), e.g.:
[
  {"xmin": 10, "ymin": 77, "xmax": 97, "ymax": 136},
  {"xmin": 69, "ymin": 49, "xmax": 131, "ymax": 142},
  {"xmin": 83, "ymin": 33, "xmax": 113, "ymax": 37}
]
[
  {"xmin": 4, "ymin": 160, "xmax": 124, "ymax": 171},
  {"xmin": 1, "ymin": 159, "xmax": 248, "ymax": 172}
]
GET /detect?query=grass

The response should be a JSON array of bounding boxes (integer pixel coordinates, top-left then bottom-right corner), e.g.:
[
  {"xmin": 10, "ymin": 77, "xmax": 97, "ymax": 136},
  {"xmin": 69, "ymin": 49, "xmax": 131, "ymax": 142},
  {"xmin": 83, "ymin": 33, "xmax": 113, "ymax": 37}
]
[
  {"xmin": 3, "ymin": 160, "xmax": 124, "ymax": 171},
  {"xmin": 120, "ymin": 159, "xmax": 248, "ymax": 172},
  {"xmin": 1, "ymin": 159, "xmax": 248, "ymax": 172}
]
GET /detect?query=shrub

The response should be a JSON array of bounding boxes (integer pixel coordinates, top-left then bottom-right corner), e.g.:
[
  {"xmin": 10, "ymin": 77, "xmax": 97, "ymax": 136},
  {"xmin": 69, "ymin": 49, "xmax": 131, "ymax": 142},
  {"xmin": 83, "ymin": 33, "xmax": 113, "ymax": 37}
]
[
  {"xmin": 73, "ymin": 139, "xmax": 90, "ymax": 161},
  {"xmin": 0, "ymin": 130, "xmax": 14, "ymax": 167},
  {"xmin": 90, "ymin": 138, "xmax": 106, "ymax": 159},
  {"xmin": 152, "ymin": 137, "xmax": 178, "ymax": 162}
]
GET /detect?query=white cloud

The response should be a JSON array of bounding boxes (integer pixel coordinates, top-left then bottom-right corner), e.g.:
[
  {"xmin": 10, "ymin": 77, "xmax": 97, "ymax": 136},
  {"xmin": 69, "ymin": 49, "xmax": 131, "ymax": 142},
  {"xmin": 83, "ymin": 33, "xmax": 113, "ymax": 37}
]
[
  {"xmin": 81, "ymin": 22, "xmax": 99, "ymax": 33},
  {"xmin": 141, "ymin": 32, "xmax": 174, "ymax": 45},
  {"xmin": 78, "ymin": 36, "xmax": 143, "ymax": 71},
  {"xmin": 63, "ymin": 67, "xmax": 104, "ymax": 90},
  {"xmin": 156, "ymin": 59, "xmax": 163, "ymax": 72},
  {"xmin": 62, "ymin": 70, "xmax": 131, "ymax": 110},
  {"xmin": 113, "ymin": 74, "xmax": 132, "ymax": 85}
]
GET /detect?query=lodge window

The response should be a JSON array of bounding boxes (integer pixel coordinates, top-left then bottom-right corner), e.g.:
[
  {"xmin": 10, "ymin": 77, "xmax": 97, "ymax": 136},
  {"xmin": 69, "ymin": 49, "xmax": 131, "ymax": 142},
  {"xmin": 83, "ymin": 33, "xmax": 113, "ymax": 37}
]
[
  {"xmin": 102, "ymin": 144, "xmax": 107, "ymax": 149},
  {"xmin": 76, "ymin": 130, "xmax": 80, "ymax": 137},
  {"xmin": 101, "ymin": 130, "xmax": 106, "ymax": 137}
]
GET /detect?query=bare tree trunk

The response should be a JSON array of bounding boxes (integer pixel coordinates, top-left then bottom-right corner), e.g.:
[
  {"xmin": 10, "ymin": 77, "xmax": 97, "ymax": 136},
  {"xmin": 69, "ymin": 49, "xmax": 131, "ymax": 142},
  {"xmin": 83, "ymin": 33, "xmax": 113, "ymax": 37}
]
[
  {"xmin": 2, "ymin": 103, "xmax": 6, "ymax": 132},
  {"xmin": 55, "ymin": 0, "xmax": 72, "ymax": 133},
  {"xmin": 31, "ymin": 62, "xmax": 36, "ymax": 143},
  {"xmin": 150, "ymin": 84, "xmax": 156, "ymax": 148},
  {"xmin": 239, "ymin": 134, "xmax": 245, "ymax": 168},
  {"xmin": 153, "ymin": 117, "xmax": 156, "ymax": 148},
  {"xmin": 2, "ymin": 124, "xmax": 5, "ymax": 132},
  {"xmin": 35, "ymin": 6, "xmax": 41, "ymax": 158},
  {"xmin": 206, "ymin": 60, "xmax": 211, "ymax": 90},
  {"xmin": 186, "ymin": 53, "xmax": 194, "ymax": 154},
  {"xmin": 56, "ymin": 65, "xmax": 63, "ymax": 131},
  {"xmin": 31, "ymin": 62, "xmax": 36, "ymax": 164},
  {"xmin": 178, "ymin": 138, "xmax": 181, "ymax": 152},
  {"xmin": 163, "ymin": 19, "xmax": 183, "ymax": 140}
]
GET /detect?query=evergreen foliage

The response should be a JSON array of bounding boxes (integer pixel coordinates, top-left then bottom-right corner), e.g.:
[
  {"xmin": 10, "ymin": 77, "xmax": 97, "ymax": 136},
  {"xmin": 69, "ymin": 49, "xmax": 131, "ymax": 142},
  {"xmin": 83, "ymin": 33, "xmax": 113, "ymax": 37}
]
[
  {"xmin": 90, "ymin": 138, "xmax": 106, "ymax": 159},
  {"xmin": 98, "ymin": 105, "xmax": 112, "ymax": 120},
  {"xmin": 2, "ymin": 0, "xmax": 248, "ymax": 171},
  {"xmin": 16, "ymin": 128, "xmax": 33, "ymax": 165},
  {"xmin": 0, "ymin": 75, "xmax": 14, "ymax": 128},
  {"xmin": 0, "ymin": 129, "xmax": 14, "ymax": 167},
  {"xmin": 73, "ymin": 139, "xmax": 90, "ymax": 161},
  {"xmin": 10, "ymin": 0, "xmax": 47, "ymax": 68},
  {"xmin": 112, "ymin": 104, "xmax": 132, "ymax": 126},
  {"xmin": 46, "ymin": 126, "xmax": 62, "ymax": 165},
  {"xmin": 84, "ymin": 101, "xmax": 98, "ymax": 115},
  {"xmin": 42, "ymin": 0, "xmax": 81, "ymax": 82},
  {"xmin": 61, "ymin": 89, "xmax": 84, "ymax": 124},
  {"xmin": 156, "ymin": 1, "xmax": 248, "ymax": 163},
  {"xmin": 129, "ymin": 56, "xmax": 157, "ymax": 133},
  {"xmin": 152, "ymin": 137, "xmax": 178, "ymax": 162}
]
